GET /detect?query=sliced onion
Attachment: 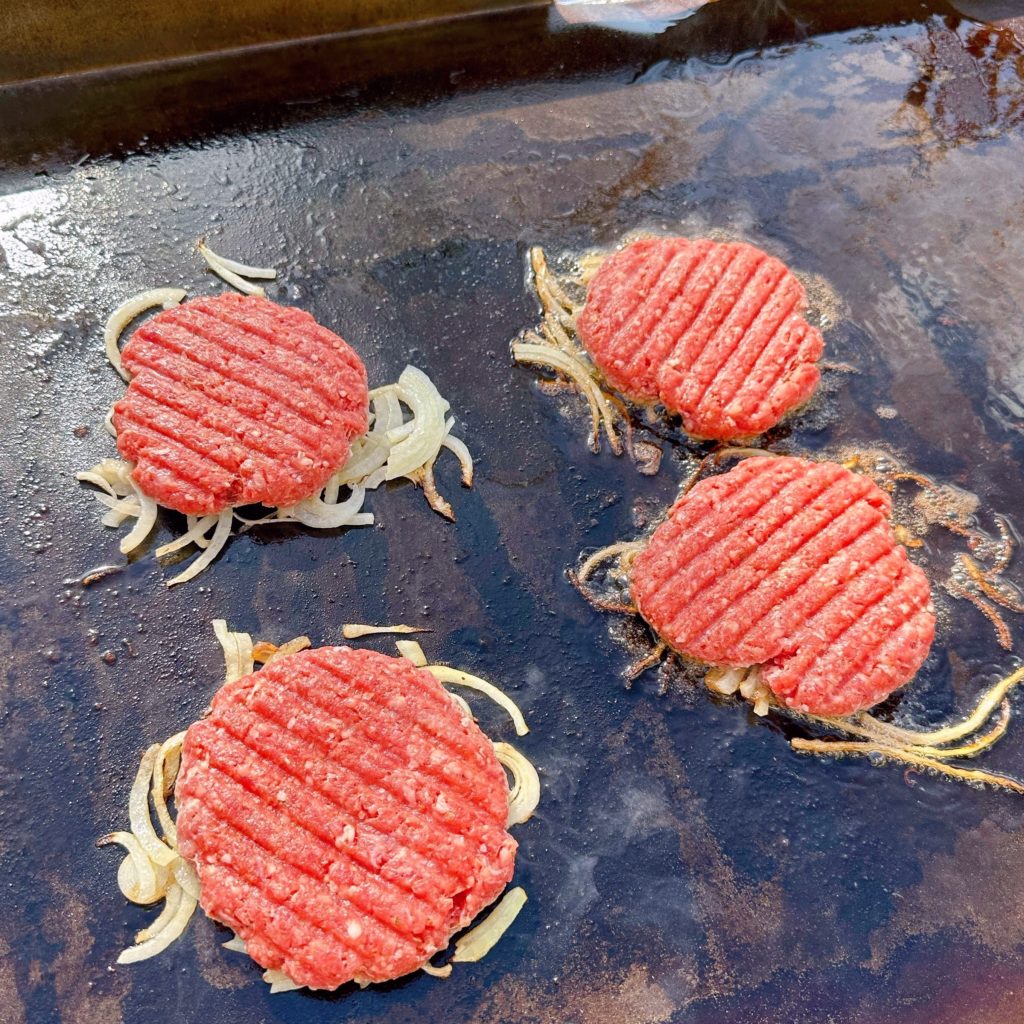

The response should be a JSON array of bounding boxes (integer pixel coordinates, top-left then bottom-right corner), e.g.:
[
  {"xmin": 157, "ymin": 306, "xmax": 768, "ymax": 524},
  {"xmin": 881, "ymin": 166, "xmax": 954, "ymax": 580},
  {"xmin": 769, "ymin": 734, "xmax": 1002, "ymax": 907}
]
[
  {"xmin": 705, "ymin": 666, "xmax": 746, "ymax": 695},
  {"xmin": 529, "ymin": 246, "xmax": 577, "ymax": 318},
  {"xmin": 263, "ymin": 968, "xmax": 304, "ymax": 994},
  {"xmin": 166, "ymin": 509, "xmax": 233, "ymax": 587},
  {"xmin": 396, "ymin": 640, "xmax": 427, "ymax": 666},
  {"xmin": 367, "ymin": 386, "xmax": 403, "ymax": 432},
  {"xmin": 172, "ymin": 857, "xmax": 201, "ymax": 901},
  {"xmin": 105, "ymin": 288, "xmax": 186, "ymax": 381},
  {"xmin": 494, "ymin": 742, "xmax": 540, "ymax": 826},
  {"xmin": 119, "ymin": 480, "xmax": 158, "ymax": 555},
  {"xmin": 78, "ymin": 459, "xmax": 134, "ymax": 497},
  {"xmin": 222, "ymin": 935, "xmax": 248, "ymax": 954},
  {"xmin": 426, "ymin": 666, "xmax": 529, "ymax": 736},
  {"xmin": 421, "ymin": 962, "xmax": 452, "ymax": 979},
  {"xmin": 331, "ymin": 436, "xmax": 390, "ymax": 488},
  {"xmin": 341, "ymin": 624, "xmax": 427, "ymax": 639},
  {"xmin": 186, "ymin": 514, "xmax": 212, "ymax": 549},
  {"xmin": 252, "ymin": 636, "xmax": 313, "ymax": 664},
  {"xmin": 135, "ymin": 881, "xmax": 183, "ymax": 943},
  {"xmin": 117, "ymin": 885, "xmax": 198, "ymax": 964},
  {"xmin": 100, "ymin": 832, "xmax": 160, "ymax": 905},
  {"xmin": 739, "ymin": 670, "xmax": 762, "ymax": 700},
  {"xmin": 451, "ymin": 888, "xmax": 527, "ymax": 963},
  {"xmin": 197, "ymin": 241, "xmax": 269, "ymax": 296},
  {"xmin": 155, "ymin": 514, "xmax": 218, "ymax": 558},
  {"xmin": 102, "ymin": 507, "xmax": 137, "ymax": 528},
  {"xmin": 129, "ymin": 746, "xmax": 177, "ymax": 867},
  {"xmin": 151, "ymin": 732, "xmax": 186, "ymax": 845},
  {"xmin": 88, "ymin": 491, "xmax": 141, "ymax": 515},
  {"xmin": 103, "ymin": 458, "xmax": 135, "ymax": 489},
  {"xmin": 76, "ymin": 470, "xmax": 121, "ymax": 499},
  {"xmin": 511, "ymin": 340, "xmax": 621, "ymax": 454},
  {"xmin": 116, "ymin": 853, "xmax": 146, "ymax": 904},
  {"xmin": 442, "ymin": 426, "xmax": 474, "ymax": 487},
  {"xmin": 384, "ymin": 366, "xmax": 450, "ymax": 481},
  {"xmin": 386, "ymin": 420, "xmax": 416, "ymax": 445},
  {"xmin": 411, "ymin": 459, "xmax": 455, "ymax": 521},
  {"xmin": 448, "ymin": 691, "xmax": 473, "ymax": 719},
  {"xmin": 160, "ymin": 745, "xmax": 182, "ymax": 797},
  {"xmin": 88, "ymin": 492, "xmax": 141, "ymax": 529},
  {"xmin": 78, "ymin": 461, "xmax": 150, "ymax": 542},
  {"xmin": 196, "ymin": 242, "xmax": 277, "ymax": 279},
  {"xmin": 276, "ymin": 637, "xmax": 313, "ymax": 658},
  {"xmin": 577, "ymin": 250, "xmax": 607, "ymax": 285},
  {"xmin": 212, "ymin": 618, "xmax": 255, "ymax": 683},
  {"xmin": 93, "ymin": 497, "xmax": 142, "ymax": 530},
  {"xmin": 278, "ymin": 484, "xmax": 367, "ymax": 530}
]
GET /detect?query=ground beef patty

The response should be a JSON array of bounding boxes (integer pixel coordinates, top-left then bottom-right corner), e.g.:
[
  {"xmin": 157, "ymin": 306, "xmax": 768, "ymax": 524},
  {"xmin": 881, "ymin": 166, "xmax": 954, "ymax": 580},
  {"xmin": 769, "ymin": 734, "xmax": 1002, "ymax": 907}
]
[
  {"xmin": 576, "ymin": 237, "xmax": 823, "ymax": 441},
  {"xmin": 175, "ymin": 647, "xmax": 516, "ymax": 989},
  {"xmin": 630, "ymin": 456, "xmax": 935, "ymax": 716},
  {"xmin": 113, "ymin": 293, "xmax": 369, "ymax": 515}
]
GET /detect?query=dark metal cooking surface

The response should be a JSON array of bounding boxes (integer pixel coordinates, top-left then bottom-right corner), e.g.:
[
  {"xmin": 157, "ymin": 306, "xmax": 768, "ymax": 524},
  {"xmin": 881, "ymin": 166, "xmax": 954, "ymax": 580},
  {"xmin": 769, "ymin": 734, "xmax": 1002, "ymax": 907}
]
[{"xmin": 2, "ymin": 2, "xmax": 1024, "ymax": 1022}]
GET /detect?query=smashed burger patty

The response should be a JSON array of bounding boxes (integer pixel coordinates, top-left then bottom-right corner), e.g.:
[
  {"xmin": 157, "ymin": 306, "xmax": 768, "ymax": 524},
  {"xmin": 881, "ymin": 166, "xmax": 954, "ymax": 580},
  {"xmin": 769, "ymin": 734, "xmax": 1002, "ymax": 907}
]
[
  {"xmin": 175, "ymin": 647, "xmax": 516, "ymax": 989},
  {"xmin": 631, "ymin": 456, "xmax": 935, "ymax": 716},
  {"xmin": 114, "ymin": 293, "xmax": 369, "ymax": 515},
  {"xmin": 577, "ymin": 237, "xmax": 823, "ymax": 440}
]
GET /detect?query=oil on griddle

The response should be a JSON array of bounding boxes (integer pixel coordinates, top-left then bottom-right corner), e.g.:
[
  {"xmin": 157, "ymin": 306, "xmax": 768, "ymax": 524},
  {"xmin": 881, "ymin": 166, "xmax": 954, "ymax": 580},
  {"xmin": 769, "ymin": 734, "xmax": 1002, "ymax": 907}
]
[{"xmin": 1, "ymin": 1, "xmax": 1024, "ymax": 1023}]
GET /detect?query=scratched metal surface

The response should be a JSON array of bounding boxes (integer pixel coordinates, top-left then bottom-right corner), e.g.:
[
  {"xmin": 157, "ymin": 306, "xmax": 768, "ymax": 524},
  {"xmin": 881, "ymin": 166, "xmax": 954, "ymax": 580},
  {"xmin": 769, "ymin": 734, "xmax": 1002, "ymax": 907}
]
[{"xmin": 1, "ymin": 2, "xmax": 1024, "ymax": 1022}]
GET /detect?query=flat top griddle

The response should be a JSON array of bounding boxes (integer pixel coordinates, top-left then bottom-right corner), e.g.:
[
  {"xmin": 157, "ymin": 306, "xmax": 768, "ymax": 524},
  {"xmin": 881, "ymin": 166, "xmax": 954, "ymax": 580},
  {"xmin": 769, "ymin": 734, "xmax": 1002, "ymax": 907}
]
[{"xmin": 2, "ymin": 3, "xmax": 1024, "ymax": 1022}]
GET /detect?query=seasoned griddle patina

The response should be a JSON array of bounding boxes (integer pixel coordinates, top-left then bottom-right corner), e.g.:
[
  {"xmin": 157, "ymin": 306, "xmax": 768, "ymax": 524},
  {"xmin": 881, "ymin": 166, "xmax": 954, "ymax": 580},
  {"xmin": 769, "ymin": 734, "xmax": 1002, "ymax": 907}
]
[{"xmin": 2, "ymin": 2, "xmax": 1024, "ymax": 1022}]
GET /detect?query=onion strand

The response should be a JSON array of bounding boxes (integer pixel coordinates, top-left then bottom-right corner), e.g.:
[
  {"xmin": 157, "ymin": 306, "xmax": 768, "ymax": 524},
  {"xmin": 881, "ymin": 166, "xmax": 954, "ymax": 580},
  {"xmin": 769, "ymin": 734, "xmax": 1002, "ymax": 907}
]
[
  {"xmin": 197, "ymin": 241, "xmax": 273, "ymax": 296},
  {"xmin": 396, "ymin": 640, "xmax": 428, "ymax": 666},
  {"xmin": 263, "ymin": 968, "xmax": 304, "ymax": 994},
  {"xmin": 212, "ymin": 619, "xmax": 255, "ymax": 683},
  {"xmin": 172, "ymin": 858, "xmax": 201, "ymax": 901},
  {"xmin": 151, "ymin": 732, "xmax": 186, "ymax": 846},
  {"xmin": 129, "ymin": 745, "xmax": 178, "ymax": 867},
  {"xmin": 117, "ymin": 886, "xmax": 198, "ymax": 964},
  {"xmin": 135, "ymin": 881, "xmax": 184, "ymax": 943},
  {"xmin": 196, "ymin": 242, "xmax": 277, "ymax": 280},
  {"xmin": 426, "ymin": 665, "xmax": 529, "ymax": 737},
  {"xmin": 451, "ymin": 888, "xmax": 528, "ymax": 963},
  {"xmin": 791, "ymin": 737, "xmax": 1024, "ymax": 793},
  {"xmin": 165, "ymin": 510, "xmax": 233, "ymax": 587},
  {"xmin": 513, "ymin": 247, "xmax": 633, "ymax": 456},
  {"xmin": 442, "ymin": 428, "xmax": 474, "ymax": 487},
  {"xmin": 105, "ymin": 288, "xmax": 186, "ymax": 381},
  {"xmin": 342, "ymin": 624, "xmax": 428, "ymax": 639},
  {"xmin": 421, "ymin": 962, "xmax": 453, "ymax": 979},
  {"xmin": 385, "ymin": 366, "xmax": 451, "ymax": 481},
  {"xmin": 99, "ymin": 832, "xmax": 161, "ymax": 905},
  {"xmin": 103, "ymin": 732, "xmax": 199, "ymax": 964},
  {"xmin": 155, "ymin": 514, "xmax": 218, "ymax": 558},
  {"xmin": 494, "ymin": 743, "xmax": 540, "ymax": 826},
  {"xmin": 512, "ymin": 340, "xmax": 621, "ymax": 454},
  {"xmin": 119, "ymin": 480, "xmax": 158, "ymax": 555},
  {"xmin": 252, "ymin": 636, "xmax": 313, "ymax": 664}
]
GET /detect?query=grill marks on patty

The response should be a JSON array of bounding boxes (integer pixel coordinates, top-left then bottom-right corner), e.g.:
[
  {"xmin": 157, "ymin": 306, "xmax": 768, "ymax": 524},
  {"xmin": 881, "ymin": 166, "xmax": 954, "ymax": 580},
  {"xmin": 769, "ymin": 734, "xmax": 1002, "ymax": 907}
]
[
  {"xmin": 113, "ymin": 293, "xmax": 369, "ymax": 515},
  {"xmin": 631, "ymin": 457, "xmax": 935, "ymax": 716},
  {"xmin": 175, "ymin": 648, "xmax": 516, "ymax": 989},
  {"xmin": 576, "ymin": 237, "xmax": 824, "ymax": 440}
]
